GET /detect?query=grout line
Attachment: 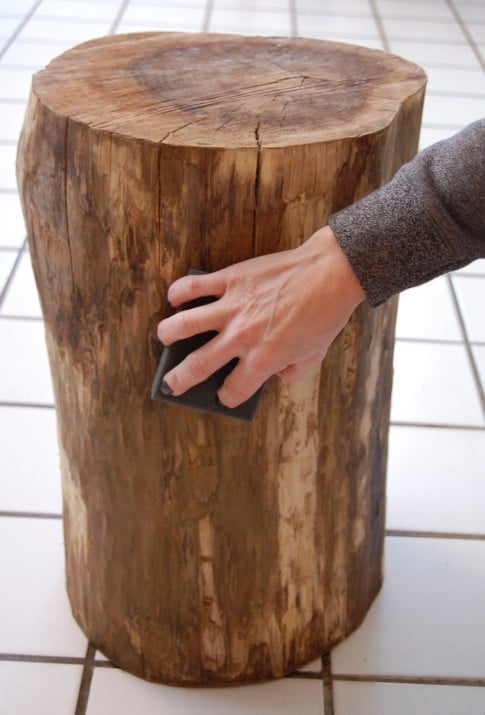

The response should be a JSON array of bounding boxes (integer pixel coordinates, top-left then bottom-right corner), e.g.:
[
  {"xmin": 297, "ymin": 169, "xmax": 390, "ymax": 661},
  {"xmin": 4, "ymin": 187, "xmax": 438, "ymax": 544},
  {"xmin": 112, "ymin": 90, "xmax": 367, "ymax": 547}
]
[
  {"xmin": 332, "ymin": 673, "xmax": 485, "ymax": 688},
  {"xmin": 368, "ymin": 0, "xmax": 391, "ymax": 52},
  {"xmin": 421, "ymin": 121, "xmax": 467, "ymax": 130},
  {"xmin": 0, "ymin": 401, "xmax": 55, "ymax": 409},
  {"xmin": 0, "ymin": 511, "xmax": 62, "ymax": 520},
  {"xmin": 447, "ymin": 0, "xmax": 485, "ymax": 71},
  {"xmin": 75, "ymin": 643, "xmax": 96, "ymax": 715},
  {"xmin": 108, "ymin": 0, "xmax": 131, "ymax": 35},
  {"xmin": 0, "ymin": 315, "xmax": 43, "ymax": 322},
  {"xmin": 395, "ymin": 336, "xmax": 464, "ymax": 346},
  {"xmin": 446, "ymin": 275, "xmax": 485, "ymax": 420},
  {"xmin": 288, "ymin": 670, "xmax": 323, "ymax": 680},
  {"xmin": 322, "ymin": 652, "xmax": 335, "ymax": 715},
  {"xmin": 0, "ymin": 238, "xmax": 26, "ymax": 310},
  {"xmin": 390, "ymin": 420, "xmax": 485, "ymax": 431},
  {"xmin": 93, "ymin": 659, "xmax": 116, "ymax": 669},
  {"xmin": 453, "ymin": 270, "xmax": 485, "ymax": 279},
  {"xmin": 0, "ymin": 0, "xmax": 44, "ymax": 61},
  {"xmin": 202, "ymin": 0, "xmax": 214, "ymax": 33},
  {"xmin": 426, "ymin": 89, "xmax": 485, "ymax": 100},
  {"xmin": 0, "ymin": 653, "xmax": 85, "ymax": 665},
  {"xmin": 386, "ymin": 529, "xmax": 485, "ymax": 542},
  {"xmin": 289, "ymin": 0, "xmax": 298, "ymax": 37}
]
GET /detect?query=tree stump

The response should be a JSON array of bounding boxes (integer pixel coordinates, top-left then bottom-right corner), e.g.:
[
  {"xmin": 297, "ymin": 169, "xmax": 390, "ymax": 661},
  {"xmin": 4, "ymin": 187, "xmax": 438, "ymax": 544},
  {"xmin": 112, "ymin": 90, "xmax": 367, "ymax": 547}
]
[{"xmin": 16, "ymin": 33, "xmax": 426, "ymax": 686}]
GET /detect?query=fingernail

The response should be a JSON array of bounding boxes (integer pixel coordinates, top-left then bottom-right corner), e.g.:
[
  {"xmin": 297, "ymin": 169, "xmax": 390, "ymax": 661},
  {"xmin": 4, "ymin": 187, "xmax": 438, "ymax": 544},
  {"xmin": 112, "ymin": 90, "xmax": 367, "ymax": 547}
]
[{"xmin": 161, "ymin": 380, "xmax": 173, "ymax": 396}]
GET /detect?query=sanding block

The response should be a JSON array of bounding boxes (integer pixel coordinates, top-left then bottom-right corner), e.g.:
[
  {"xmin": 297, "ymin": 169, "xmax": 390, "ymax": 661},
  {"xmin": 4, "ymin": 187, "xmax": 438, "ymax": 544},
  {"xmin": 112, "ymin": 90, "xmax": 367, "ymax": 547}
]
[{"xmin": 151, "ymin": 271, "xmax": 263, "ymax": 421}]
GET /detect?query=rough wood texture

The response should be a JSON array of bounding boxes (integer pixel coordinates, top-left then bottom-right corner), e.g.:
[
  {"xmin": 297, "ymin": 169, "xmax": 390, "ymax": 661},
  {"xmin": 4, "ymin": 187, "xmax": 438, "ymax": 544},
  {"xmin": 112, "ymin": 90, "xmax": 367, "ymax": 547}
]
[{"xmin": 16, "ymin": 33, "xmax": 426, "ymax": 686}]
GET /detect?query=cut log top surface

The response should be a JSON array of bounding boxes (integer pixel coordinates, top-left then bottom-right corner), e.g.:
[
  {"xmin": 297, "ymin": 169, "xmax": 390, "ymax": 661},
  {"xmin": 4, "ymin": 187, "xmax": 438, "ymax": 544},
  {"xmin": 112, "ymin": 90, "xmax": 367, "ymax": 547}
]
[{"xmin": 32, "ymin": 32, "xmax": 426, "ymax": 149}]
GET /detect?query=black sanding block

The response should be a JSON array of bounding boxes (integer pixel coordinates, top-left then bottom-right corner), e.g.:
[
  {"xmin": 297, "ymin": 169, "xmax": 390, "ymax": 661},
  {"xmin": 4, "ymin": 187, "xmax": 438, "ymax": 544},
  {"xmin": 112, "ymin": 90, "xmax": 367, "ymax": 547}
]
[{"xmin": 151, "ymin": 272, "xmax": 262, "ymax": 421}]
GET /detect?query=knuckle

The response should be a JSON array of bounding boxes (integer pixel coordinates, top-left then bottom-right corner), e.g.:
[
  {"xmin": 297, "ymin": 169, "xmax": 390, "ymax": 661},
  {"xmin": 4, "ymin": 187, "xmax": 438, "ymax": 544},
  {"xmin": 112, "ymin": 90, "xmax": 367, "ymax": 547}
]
[
  {"xmin": 219, "ymin": 374, "xmax": 248, "ymax": 407},
  {"xmin": 180, "ymin": 310, "xmax": 196, "ymax": 334},
  {"xmin": 232, "ymin": 322, "xmax": 255, "ymax": 348},
  {"xmin": 185, "ymin": 351, "xmax": 209, "ymax": 382},
  {"xmin": 248, "ymin": 348, "xmax": 273, "ymax": 376}
]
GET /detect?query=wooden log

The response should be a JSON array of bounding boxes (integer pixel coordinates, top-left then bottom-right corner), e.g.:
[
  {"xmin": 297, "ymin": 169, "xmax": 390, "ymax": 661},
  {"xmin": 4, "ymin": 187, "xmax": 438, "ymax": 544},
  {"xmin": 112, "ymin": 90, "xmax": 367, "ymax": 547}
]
[{"xmin": 16, "ymin": 33, "xmax": 426, "ymax": 686}]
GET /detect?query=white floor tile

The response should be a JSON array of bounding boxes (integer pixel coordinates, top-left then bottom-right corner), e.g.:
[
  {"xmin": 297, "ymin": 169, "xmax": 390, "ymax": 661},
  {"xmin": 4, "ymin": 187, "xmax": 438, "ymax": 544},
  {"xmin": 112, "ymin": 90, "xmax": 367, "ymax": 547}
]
[
  {"xmin": 333, "ymin": 681, "xmax": 485, "ymax": 715},
  {"xmin": 456, "ymin": 258, "xmax": 485, "ymax": 276},
  {"xmin": 0, "ymin": 142, "xmax": 18, "ymax": 190},
  {"xmin": 457, "ymin": 2, "xmax": 485, "ymax": 23},
  {"xmin": 424, "ymin": 66, "xmax": 485, "ymax": 95},
  {"xmin": 297, "ymin": 14, "xmax": 378, "ymax": 37},
  {"xmin": 87, "ymin": 669, "xmax": 324, "ymax": 715},
  {"xmin": 0, "ymin": 102, "xmax": 26, "ymax": 142},
  {"xmin": 0, "ymin": 661, "xmax": 83, "ymax": 715},
  {"xmin": 419, "ymin": 125, "xmax": 459, "ymax": 149},
  {"xmin": 0, "ymin": 193, "xmax": 26, "ymax": 248},
  {"xmin": 0, "ymin": 319, "xmax": 54, "ymax": 405},
  {"xmin": 389, "ymin": 40, "xmax": 480, "ymax": 68},
  {"xmin": 0, "ymin": 405, "xmax": 62, "ymax": 513},
  {"xmin": 0, "ymin": 0, "xmax": 34, "ymax": 14},
  {"xmin": 0, "ymin": 40, "xmax": 75, "ymax": 69},
  {"xmin": 0, "ymin": 17, "xmax": 21, "ymax": 39},
  {"xmin": 216, "ymin": 0, "xmax": 295, "ymax": 8},
  {"xmin": 128, "ymin": 0, "xmax": 206, "ymax": 6},
  {"xmin": 375, "ymin": 0, "xmax": 455, "ymax": 21},
  {"xmin": 391, "ymin": 341, "xmax": 484, "ymax": 426},
  {"xmin": 17, "ymin": 19, "xmax": 111, "ymax": 43},
  {"xmin": 468, "ymin": 23, "xmax": 485, "ymax": 44},
  {"xmin": 117, "ymin": 20, "xmax": 204, "ymax": 34},
  {"xmin": 121, "ymin": 3, "xmax": 206, "ymax": 27},
  {"xmin": 0, "ymin": 68, "xmax": 34, "ymax": 100},
  {"xmin": 387, "ymin": 425, "xmax": 485, "ymax": 534},
  {"xmin": 0, "ymin": 248, "xmax": 17, "ymax": 293},
  {"xmin": 422, "ymin": 93, "xmax": 485, "ymax": 129},
  {"xmin": 296, "ymin": 0, "xmax": 373, "ymax": 14},
  {"xmin": 209, "ymin": 9, "xmax": 291, "ymax": 35},
  {"xmin": 0, "ymin": 517, "xmax": 87, "ymax": 655},
  {"xmin": 395, "ymin": 277, "xmax": 462, "ymax": 341},
  {"xmin": 332, "ymin": 537, "xmax": 485, "ymax": 678},
  {"xmin": 472, "ymin": 345, "xmax": 485, "ymax": 393},
  {"xmin": 1, "ymin": 251, "xmax": 42, "ymax": 317},
  {"xmin": 452, "ymin": 275, "xmax": 485, "ymax": 342},
  {"xmin": 33, "ymin": 0, "xmax": 122, "ymax": 22},
  {"xmin": 382, "ymin": 17, "xmax": 467, "ymax": 42}
]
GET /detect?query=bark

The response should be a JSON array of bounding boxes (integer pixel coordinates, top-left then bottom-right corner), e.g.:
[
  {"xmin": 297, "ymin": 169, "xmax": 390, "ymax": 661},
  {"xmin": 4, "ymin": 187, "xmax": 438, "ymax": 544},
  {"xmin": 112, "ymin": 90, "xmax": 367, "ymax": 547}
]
[{"xmin": 16, "ymin": 32, "xmax": 426, "ymax": 685}]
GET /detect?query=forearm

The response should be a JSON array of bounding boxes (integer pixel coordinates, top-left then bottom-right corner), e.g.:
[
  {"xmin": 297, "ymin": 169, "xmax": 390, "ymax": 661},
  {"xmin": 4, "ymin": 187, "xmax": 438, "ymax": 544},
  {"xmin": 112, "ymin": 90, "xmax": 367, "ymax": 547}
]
[{"xmin": 329, "ymin": 119, "xmax": 485, "ymax": 307}]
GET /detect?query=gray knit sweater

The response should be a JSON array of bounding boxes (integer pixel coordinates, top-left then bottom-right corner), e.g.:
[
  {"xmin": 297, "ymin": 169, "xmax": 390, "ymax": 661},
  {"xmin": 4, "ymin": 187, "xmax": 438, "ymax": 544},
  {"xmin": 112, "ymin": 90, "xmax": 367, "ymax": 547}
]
[{"xmin": 329, "ymin": 119, "xmax": 485, "ymax": 307}]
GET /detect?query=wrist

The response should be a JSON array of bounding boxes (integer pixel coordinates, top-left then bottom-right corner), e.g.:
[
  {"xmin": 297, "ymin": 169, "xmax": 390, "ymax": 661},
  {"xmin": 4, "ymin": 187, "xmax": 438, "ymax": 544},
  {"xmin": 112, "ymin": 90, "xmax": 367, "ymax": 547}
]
[{"xmin": 304, "ymin": 225, "xmax": 366, "ymax": 311}]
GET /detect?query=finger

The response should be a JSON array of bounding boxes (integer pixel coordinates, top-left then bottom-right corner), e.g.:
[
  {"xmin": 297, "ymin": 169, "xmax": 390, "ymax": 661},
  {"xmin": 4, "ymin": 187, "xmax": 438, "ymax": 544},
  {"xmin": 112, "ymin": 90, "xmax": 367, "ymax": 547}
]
[
  {"xmin": 167, "ymin": 271, "xmax": 228, "ymax": 308},
  {"xmin": 157, "ymin": 302, "xmax": 225, "ymax": 346},
  {"xmin": 276, "ymin": 353, "xmax": 324, "ymax": 382},
  {"xmin": 217, "ymin": 353, "xmax": 272, "ymax": 408},
  {"xmin": 162, "ymin": 333, "xmax": 236, "ymax": 396}
]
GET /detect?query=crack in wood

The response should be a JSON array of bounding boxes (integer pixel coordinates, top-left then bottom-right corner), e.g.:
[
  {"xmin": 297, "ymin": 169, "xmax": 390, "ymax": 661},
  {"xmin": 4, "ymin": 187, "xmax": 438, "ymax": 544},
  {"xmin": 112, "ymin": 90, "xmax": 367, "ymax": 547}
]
[{"xmin": 253, "ymin": 121, "xmax": 262, "ymax": 257}]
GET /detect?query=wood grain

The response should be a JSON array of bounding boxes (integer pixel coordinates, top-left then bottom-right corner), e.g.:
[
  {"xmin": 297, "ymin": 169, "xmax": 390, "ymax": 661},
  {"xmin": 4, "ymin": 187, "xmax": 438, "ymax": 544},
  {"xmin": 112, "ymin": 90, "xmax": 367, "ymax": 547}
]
[{"xmin": 16, "ymin": 32, "xmax": 426, "ymax": 685}]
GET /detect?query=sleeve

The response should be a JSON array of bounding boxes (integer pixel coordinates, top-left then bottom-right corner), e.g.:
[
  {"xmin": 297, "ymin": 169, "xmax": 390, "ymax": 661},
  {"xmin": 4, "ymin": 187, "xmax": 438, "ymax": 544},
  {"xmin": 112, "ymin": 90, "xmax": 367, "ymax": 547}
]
[{"xmin": 328, "ymin": 118, "xmax": 485, "ymax": 307}]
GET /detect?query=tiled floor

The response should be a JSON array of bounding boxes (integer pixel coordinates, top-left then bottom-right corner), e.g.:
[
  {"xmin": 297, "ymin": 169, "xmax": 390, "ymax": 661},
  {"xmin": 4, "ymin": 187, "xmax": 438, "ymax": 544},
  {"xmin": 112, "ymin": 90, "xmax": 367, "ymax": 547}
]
[{"xmin": 0, "ymin": 0, "xmax": 484, "ymax": 713}]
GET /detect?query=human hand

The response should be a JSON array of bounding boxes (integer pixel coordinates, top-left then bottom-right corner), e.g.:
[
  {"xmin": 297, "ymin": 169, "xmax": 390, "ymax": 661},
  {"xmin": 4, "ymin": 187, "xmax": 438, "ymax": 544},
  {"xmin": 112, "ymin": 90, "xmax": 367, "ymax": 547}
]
[{"xmin": 157, "ymin": 226, "xmax": 365, "ymax": 408}]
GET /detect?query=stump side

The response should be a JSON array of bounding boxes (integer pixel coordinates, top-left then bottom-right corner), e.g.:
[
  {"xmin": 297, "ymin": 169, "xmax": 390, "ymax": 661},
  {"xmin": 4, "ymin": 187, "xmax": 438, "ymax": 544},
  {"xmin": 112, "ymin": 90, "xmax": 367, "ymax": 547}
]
[{"xmin": 16, "ymin": 34, "xmax": 426, "ymax": 685}]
